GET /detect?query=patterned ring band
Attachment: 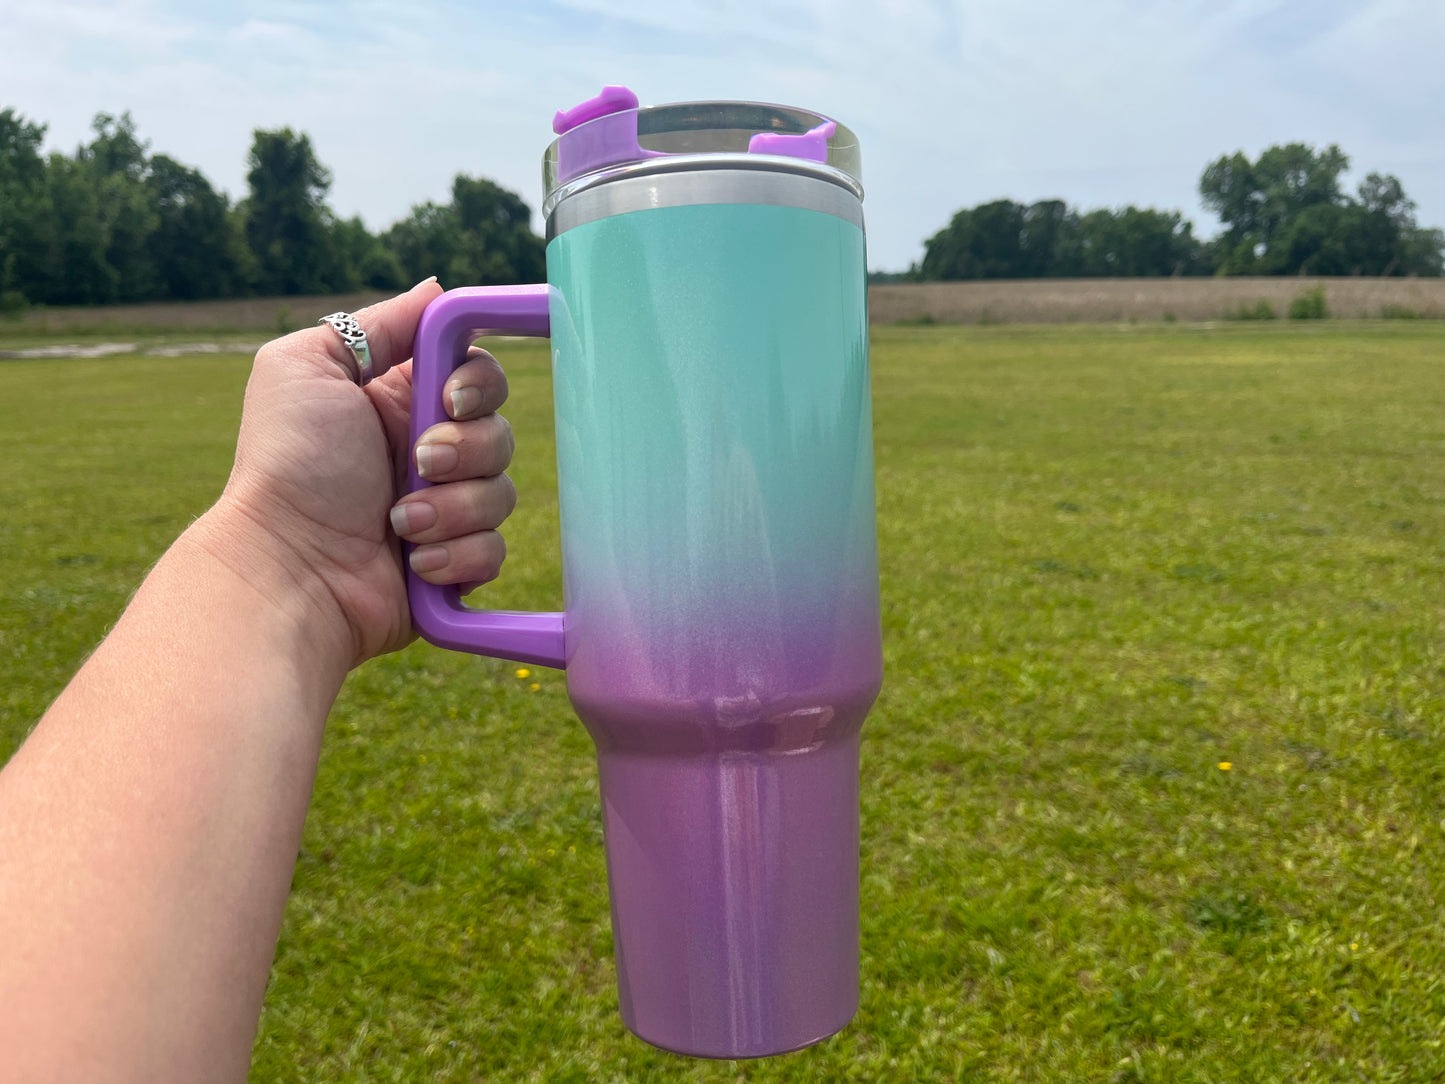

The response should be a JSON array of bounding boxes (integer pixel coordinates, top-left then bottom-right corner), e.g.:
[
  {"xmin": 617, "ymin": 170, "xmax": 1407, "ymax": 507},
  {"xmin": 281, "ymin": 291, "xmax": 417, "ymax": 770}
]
[{"xmin": 317, "ymin": 311, "xmax": 374, "ymax": 385}]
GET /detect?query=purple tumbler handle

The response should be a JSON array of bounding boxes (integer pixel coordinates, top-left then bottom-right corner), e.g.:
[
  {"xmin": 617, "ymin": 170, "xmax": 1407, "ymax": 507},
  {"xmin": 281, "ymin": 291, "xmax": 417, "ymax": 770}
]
[{"xmin": 406, "ymin": 285, "xmax": 566, "ymax": 669}]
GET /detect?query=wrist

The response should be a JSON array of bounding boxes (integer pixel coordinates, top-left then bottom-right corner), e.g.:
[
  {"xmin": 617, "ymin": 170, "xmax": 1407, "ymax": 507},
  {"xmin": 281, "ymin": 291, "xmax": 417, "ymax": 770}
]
[{"xmin": 183, "ymin": 497, "xmax": 357, "ymax": 683}]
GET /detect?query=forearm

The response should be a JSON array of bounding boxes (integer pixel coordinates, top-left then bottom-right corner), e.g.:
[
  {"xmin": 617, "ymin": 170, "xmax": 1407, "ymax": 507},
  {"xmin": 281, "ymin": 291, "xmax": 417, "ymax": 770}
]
[{"xmin": 0, "ymin": 503, "xmax": 353, "ymax": 1082}]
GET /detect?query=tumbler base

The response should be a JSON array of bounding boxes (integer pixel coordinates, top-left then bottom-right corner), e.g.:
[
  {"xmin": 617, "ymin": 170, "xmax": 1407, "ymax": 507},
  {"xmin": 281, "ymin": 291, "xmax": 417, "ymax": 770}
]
[{"xmin": 596, "ymin": 734, "xmax": 861, "ymax": 1060}]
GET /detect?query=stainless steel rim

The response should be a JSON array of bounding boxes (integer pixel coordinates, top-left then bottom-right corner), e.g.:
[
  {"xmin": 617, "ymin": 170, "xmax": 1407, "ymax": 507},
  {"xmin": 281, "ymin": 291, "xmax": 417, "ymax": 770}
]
[{"xmin": 546, "ymin": 160, "xmax": 865, "ymax": 240}]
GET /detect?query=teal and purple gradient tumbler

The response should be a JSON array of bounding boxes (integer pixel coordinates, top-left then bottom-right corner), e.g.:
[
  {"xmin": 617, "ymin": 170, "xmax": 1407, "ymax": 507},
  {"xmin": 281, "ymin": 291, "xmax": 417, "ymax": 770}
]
[{"xmin": 405, "ymin": 88, "xmax": 882, "ymax": 1058}]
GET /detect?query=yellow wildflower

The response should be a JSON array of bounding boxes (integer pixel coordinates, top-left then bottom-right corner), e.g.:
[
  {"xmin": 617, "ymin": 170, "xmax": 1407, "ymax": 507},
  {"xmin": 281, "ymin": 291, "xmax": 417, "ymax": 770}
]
[
  {"xmin": 1218, "ymin": 761, "xmax": 1232, "ymax": 771},
  {"xmin": 530, "ymin": 683, "xmax": 541, "ymax": 692},
  {"xmin": 515, "ymin": 668, "xmax": 531, "ymax": 679}
]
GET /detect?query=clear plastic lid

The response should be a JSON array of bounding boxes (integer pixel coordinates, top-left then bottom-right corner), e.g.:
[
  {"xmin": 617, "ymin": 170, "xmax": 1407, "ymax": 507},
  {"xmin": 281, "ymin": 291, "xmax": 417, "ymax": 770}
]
[{"xmin": 542, "ymin": 87, "xmax": 862, "ymax": 218}]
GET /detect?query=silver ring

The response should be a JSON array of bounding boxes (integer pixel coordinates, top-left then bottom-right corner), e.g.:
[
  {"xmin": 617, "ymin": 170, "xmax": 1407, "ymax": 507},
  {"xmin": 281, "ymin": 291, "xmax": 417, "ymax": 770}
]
[{"xmin": 317, "ymin": 312, "xmax": 374, "ymax": 385}]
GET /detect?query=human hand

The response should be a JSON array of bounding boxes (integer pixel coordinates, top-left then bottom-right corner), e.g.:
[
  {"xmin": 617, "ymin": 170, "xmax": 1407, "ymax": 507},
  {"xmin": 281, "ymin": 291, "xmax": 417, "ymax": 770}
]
[{"xmin": 212, "ymin": 279, "xmax": 516, "ymax": 666}]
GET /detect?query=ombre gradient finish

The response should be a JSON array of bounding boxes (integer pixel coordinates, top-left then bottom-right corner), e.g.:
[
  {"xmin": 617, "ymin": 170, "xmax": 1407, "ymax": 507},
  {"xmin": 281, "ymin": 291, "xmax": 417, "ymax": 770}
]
[{"xmin": 547, "ymin": 197, "xmax": 882, "ymax": 1057}]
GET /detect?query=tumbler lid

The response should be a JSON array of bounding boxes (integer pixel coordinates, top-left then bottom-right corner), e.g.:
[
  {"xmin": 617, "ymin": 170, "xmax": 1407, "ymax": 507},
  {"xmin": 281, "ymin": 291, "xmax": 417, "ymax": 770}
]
[{"xmin": 542, "ymin": 86, "xmax": 862, "ymax": 219}]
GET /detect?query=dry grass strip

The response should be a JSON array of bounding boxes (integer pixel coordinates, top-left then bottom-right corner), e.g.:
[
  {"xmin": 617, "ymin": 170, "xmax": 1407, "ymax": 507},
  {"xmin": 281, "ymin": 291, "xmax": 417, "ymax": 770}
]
[{"xmin": 869, "ymin": 277, "xmax": 1445, "ymax": 324}]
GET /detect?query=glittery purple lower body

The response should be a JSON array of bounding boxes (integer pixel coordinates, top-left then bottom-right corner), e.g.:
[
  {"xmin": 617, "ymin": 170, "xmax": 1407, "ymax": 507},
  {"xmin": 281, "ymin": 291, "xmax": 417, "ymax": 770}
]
[{"xmin": 568, "ymin": 624, "xmax": 881, "ymax": 1058}]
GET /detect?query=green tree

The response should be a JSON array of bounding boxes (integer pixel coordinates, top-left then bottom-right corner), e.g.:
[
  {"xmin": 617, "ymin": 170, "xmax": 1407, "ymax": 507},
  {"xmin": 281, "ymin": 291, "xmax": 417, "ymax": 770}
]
[
  {"xmin": 242, "ymin": 128, "xmax": 337, "ymax": 295},
  {"xmin": 0, "ymin": 109, "xmax": 48, "ymax": 308},
  {"xmin": 80, "ymin": 112, "xmax": 159, "ymax": 302},
  {"xmin": 329, "ymin": 214, "xmax": 405, "ymax": 292},
  {"xmin": 920, "ymin": 199, "xmax": 1203, "ymax": 280},
  {"xmin": 1251, "ymin": 143, "xmax": 1348, "ymax": 249},
  {"xmin": 82, "ymin": 111, "xmax": 148, "ymax": 179},
  {"xmin": 1077, "ymin": 206, "xmax": 1203, "ymax": 276},
  {"xmin": 36, "ymin": 153, "xmax": 115, "ymax": 304},
  {"xmin": 8, "ymin": 110, "xmax": 306, "ymax": 305},
  {"xmin": 1273, "ymin": 202, "xmax": 1362, "ymax": 276},
  {"xmin": 1196, "ymin": 151, "xmax": 1258, "ymax": 253},
  {"xmin": 1202, "ymin": 144, "xmax": 1443, "ymax": 276},
  {"xmin": 964, "ymin": 199, "xmax": 1029, "ymax": 278},
  {"xmin": 919, "ymin": 200, "xmax": 1029, "ymax": 279},
  {"xmin": 1194, "ymin": 143, "xmax": 1438, "ymax": 275},
  {"xmin": 146, "ymin": 154, "xmax": 253, "ymax": 299},
  {"xmin": 1401, "ymin": 225, "xmax": 1445, "ymax": 277},
  {"xmin": 384, "ymin": 175, "xmax": 544, "ymax": 287},
  {"xmin": 1354, "ymin": 172, "xmax": 1442, "ymax": 275},
  {"xmin": 1019, "ymin": 200, "xmax": 1078, "ymax": 277},
  {"xmin": 1200, "ymin": 143, "xmax": 1349, "ymax": 267}
]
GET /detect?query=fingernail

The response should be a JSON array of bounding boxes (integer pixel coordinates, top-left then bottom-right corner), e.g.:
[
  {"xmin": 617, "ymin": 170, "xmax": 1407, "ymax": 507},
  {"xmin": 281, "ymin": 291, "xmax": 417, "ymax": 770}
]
[
  {"xmin": 449, "ymin": 386, "xmax": 484, "ymax": 418},
  {"xmin": 415, "ymin": 275, "xmax": 439, "ymax": 288},
  {"xmin": 409, "ymin": 544, "xmax": 447, "ymax": 574},
  {"xmin": 415, "ymin": 442, "xmax": 458, "ymax": 478},
  {"xmin": 390, "ymin": 500, "xmax": 436, "ymax": 535}
]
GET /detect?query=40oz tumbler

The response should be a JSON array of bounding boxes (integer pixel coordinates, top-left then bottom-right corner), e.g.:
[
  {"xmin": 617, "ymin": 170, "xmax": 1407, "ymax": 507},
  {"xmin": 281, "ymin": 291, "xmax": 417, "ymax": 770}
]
[{"xmin": 404, "ymin": 87, "xmax": 883, "ymax": 1059}]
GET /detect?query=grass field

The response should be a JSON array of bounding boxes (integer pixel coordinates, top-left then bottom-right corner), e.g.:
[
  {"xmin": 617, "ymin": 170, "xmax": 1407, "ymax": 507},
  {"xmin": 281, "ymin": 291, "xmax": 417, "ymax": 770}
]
[{"xmin": 2, "ymin": 322, "xmax": 1444, "ymax": 1081}]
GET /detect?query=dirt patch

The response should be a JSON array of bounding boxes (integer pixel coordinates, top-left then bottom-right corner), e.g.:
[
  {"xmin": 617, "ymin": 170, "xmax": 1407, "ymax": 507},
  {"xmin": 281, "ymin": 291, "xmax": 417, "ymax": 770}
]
[
  {"xmin": 0, "ymin": 341, "xmax": 264, "ymax": 360},
  {"xmin": 7, "ymin": 292, "xmax": 390, "ymax": 334},
  {"xmin": 0, "ymin": 342, "xmax": 140, "ymax": 359}
]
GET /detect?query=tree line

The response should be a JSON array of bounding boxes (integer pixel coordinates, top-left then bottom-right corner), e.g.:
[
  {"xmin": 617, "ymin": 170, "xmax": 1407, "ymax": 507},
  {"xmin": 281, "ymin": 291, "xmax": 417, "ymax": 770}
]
[
  {"xmin": 916, "ymin": 143, "xmax": 1444, "ymax": 281},
  {"xmin": 4, "ymin": 108, "xmax": 1443, "ymax": 307},
  {"xmin": 0, "ymin": 109, "xmax": 544, "ymax": 311}
]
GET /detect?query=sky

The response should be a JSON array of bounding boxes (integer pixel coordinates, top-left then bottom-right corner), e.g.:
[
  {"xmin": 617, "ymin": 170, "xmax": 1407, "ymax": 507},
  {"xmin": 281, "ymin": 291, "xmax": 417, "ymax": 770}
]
[{"xmin": 3, "ymin": 0, "xmax": 1445, "ymax": 272}]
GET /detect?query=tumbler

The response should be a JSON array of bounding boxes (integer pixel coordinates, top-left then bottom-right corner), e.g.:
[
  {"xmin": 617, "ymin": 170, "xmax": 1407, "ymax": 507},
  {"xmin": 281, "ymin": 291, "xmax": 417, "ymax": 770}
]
[{"xmin": 406, "ymin": 86, "xmax": 882, "ymax": 1058}]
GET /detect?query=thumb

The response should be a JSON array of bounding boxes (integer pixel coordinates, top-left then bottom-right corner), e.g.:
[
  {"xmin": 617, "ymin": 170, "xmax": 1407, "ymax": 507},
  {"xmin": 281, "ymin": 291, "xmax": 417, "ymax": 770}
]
[{"xmin": 267, "ymin": 278, "xmax": 444, "ymax": 386}]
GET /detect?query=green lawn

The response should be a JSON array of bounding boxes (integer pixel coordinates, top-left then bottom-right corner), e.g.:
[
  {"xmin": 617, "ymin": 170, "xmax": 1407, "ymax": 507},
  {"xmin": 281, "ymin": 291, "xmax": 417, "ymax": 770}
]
[{"xmin": 2, "ymin": 322, "xmax": 1443, "ymax": 1081}]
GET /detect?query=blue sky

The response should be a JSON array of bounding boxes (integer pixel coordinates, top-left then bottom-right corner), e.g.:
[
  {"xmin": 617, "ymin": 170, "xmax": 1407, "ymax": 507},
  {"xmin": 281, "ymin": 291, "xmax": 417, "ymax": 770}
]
[{"xmin": 3, "ymin": 0, "xmax": 1444, "ymax": 271}]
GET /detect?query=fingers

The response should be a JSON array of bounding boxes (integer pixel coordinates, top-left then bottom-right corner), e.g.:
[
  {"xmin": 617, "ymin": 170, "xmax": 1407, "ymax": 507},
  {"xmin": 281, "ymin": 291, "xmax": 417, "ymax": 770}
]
[
  {"xmin": 395, "ymin": 458, "xmax": 513, "ymax": 585},
  {"xmin": 407, "ymin": 347, "xmax": 511, "ymax": 479},
  {"xmin": 341, "ymin": 278, "xmax": 445, "ymax": 382},
  {"xmin": 413, "ymin": 414, "xmax": 514, "ymax": 482},
  {"xmin": 445, "ymin": 351, "xmax": 509, "ymax": 419},
  {"xmin": 393, "ymin": 347, "xmax": 515, "ymax": 584},
  {"xmin": 390, "ymin": 475, "xmax": 516, "ymax": 544},
  {"xmin": 378, "ymin": 334, "xmax": 516, "ymax": 587},
  {"xmin": 407, "ymin": 530, "xmax": 507, "ymax": 586},
  {"xmin": 395, "ymin": 411, "xmax": 515, "ymax": 584}
]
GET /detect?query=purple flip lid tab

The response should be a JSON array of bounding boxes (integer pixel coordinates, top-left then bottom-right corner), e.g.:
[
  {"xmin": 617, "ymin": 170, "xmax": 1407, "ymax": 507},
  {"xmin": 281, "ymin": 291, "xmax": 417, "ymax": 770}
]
[
  {"xmin": 552, "ymin": 85, "xmax": 841, "ymax": 186},
  {"xmin": 553, "ymin": 85, "xmax": 665, "ymax": 185},
  {"xmin": 747, "ymin": 119, "xmax": 837, "ymax": 162}
]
